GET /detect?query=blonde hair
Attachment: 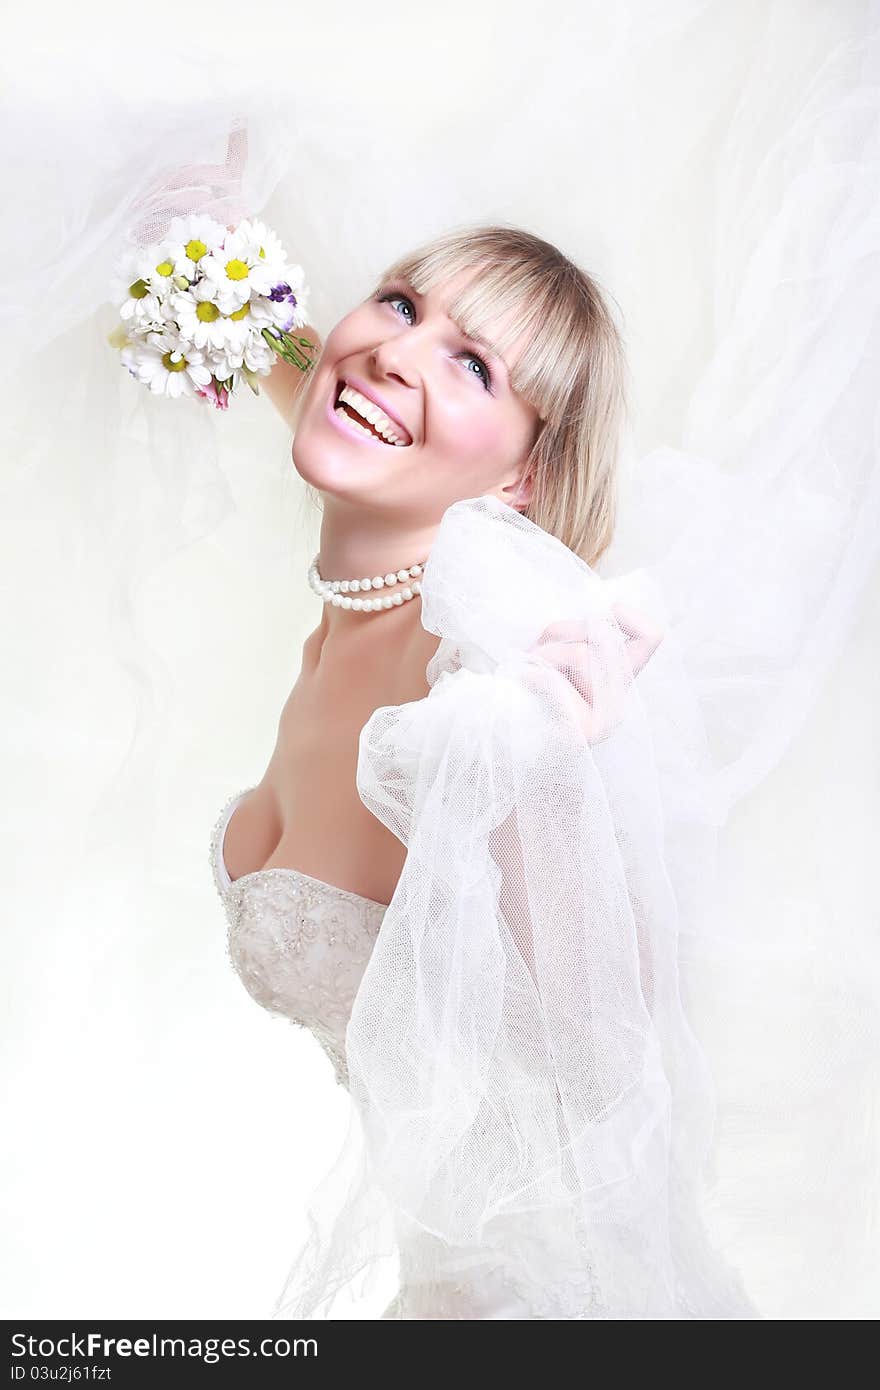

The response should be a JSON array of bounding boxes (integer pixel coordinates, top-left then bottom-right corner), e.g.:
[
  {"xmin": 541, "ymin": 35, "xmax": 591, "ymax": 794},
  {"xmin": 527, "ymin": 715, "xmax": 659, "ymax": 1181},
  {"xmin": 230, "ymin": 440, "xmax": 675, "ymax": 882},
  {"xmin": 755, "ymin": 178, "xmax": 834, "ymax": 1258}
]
[{"xmin": 376, "ymin": 223, "xmax": 629, "ymax": 567}]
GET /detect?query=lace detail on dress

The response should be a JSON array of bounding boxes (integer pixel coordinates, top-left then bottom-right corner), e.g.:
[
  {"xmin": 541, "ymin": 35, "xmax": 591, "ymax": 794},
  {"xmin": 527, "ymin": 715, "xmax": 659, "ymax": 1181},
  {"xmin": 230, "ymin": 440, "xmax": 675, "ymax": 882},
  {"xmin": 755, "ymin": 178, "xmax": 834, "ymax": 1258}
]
[{"xmin": 209, "ymin": 789, "xmax": 387, "ymax": 1088}]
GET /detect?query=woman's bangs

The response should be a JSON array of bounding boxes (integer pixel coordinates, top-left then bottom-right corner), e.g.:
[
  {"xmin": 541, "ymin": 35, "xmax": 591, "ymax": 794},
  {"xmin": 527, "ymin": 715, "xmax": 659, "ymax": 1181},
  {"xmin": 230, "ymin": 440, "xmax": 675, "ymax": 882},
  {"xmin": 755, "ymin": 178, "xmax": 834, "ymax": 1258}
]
[{"xmin": 379, "ymin": 241, "xmax": 569, "ymax": 416}]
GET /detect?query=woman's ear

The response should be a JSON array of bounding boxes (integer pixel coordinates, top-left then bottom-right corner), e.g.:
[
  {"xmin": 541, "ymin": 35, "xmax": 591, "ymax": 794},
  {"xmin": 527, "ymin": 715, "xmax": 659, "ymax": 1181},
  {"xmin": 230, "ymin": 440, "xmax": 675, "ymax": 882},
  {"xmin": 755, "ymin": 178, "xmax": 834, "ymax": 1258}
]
[{"xmin": 508, "ymin": 468, "xmax": 534, "ymax": 511}]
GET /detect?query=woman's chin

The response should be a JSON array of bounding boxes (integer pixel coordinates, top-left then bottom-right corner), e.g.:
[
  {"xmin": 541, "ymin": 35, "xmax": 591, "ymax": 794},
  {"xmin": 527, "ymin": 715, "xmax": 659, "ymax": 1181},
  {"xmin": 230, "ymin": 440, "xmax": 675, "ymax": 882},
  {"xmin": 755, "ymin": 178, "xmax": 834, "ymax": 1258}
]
[
  {"xmin": 291, "ymin": 447, "xmax": 384, "ymax": 506},
  {"xmin": 292, "ymin": 422, "xmax": 410, "ymax": 492}
]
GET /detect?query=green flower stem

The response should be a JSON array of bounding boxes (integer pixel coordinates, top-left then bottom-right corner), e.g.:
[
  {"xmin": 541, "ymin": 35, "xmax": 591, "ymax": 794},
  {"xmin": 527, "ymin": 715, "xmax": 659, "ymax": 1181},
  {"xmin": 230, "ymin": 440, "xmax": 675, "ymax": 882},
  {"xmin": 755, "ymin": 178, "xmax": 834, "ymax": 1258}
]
[{"xmin": 261, "ymin": 327, "xmax": 318, "ymax": 373}]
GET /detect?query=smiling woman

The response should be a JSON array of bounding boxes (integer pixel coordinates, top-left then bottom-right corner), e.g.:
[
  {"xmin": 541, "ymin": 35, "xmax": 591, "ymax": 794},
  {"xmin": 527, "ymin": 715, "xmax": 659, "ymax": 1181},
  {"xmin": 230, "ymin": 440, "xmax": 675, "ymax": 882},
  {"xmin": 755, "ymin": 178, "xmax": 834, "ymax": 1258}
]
[
  {"xmin": 288, "ymin": 225, "xmax": 627, "ymax": 599},
  {"xmin": 202, "ymin": 199, "xmax": 765, "ymax": 1323}
]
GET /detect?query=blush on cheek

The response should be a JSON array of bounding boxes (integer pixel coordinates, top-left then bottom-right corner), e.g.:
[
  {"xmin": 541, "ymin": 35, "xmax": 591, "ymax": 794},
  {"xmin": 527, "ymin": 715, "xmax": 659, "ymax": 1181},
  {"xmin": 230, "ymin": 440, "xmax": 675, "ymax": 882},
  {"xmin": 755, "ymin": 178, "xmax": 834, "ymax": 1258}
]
[{"xmin": 459, "ymin": 417, "xmax": 505, "ymax": 456}]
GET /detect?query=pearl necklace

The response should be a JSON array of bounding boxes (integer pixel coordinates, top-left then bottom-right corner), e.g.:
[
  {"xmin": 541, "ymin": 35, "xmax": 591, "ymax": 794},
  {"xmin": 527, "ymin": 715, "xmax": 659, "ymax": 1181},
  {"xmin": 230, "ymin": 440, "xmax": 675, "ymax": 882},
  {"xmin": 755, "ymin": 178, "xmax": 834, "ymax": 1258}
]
[{"xmin": 308, "ymin": 554, "xmax": 428, "ymax": 612}]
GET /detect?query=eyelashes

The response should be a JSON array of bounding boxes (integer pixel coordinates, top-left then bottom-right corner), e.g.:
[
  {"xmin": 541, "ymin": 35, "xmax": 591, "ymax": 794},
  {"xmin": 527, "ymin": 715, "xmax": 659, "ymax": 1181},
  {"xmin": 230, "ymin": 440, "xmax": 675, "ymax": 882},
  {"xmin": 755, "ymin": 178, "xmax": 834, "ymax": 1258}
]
[{"xmin": 373, "ymin": 286, "xmax": 494, "ymax": 392}]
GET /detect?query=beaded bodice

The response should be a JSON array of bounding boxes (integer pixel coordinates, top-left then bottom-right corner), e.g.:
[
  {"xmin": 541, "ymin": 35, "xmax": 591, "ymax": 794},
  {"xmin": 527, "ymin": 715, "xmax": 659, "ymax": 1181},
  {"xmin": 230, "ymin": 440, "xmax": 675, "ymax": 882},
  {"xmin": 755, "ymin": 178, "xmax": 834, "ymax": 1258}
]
[{"xmin": 209, "ymin": 788, "xmax": 388, "ymax": 1088}]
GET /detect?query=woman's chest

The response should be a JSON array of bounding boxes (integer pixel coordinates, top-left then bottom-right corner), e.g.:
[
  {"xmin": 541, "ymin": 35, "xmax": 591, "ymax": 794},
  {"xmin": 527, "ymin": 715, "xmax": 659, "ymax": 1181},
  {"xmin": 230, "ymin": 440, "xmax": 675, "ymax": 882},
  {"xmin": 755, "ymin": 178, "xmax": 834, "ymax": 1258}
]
[{"xmin": 231, "ymin": 626, "xmax": 439, "ymax": 907}]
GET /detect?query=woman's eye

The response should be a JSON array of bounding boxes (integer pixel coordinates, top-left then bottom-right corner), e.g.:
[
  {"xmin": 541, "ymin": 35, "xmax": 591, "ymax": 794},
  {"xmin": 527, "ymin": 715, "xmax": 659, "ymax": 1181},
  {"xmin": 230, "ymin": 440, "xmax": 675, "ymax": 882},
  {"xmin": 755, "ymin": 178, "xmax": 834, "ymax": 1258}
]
[
  {"xmin": 375, "ymin": 289, "xmax": 492, "ymax": 391},
  {"xmin": 379, "ymin": 291, "xmax": 415, "ymax": 326},
  {"xmin": 461, "ymin": 354, "xmax": 491, "ymax": 390}
]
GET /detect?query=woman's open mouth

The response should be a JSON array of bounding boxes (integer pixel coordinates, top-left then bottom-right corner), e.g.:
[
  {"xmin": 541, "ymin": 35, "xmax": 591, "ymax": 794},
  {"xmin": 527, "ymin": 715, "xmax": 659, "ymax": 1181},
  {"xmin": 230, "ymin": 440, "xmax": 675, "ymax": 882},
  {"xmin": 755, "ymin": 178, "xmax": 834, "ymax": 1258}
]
[{"xmin": 330, "ymin": 379, "xmax": 412, "ymax": 447}]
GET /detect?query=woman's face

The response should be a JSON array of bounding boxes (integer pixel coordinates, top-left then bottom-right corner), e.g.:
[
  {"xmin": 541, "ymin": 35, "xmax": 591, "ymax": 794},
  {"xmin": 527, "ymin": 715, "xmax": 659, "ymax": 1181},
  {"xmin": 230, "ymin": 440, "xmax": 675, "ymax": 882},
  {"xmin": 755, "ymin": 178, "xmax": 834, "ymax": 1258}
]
[{"xmin": 292, "ymin": 267, "xmax": 540, "ymax": 522}]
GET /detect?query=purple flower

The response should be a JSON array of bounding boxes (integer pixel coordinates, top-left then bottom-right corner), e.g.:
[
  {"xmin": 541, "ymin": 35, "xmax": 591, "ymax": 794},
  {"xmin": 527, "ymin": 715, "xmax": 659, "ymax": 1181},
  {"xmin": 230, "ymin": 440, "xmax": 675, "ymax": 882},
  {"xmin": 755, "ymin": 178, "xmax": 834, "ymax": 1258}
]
[{"xmin": 268, "ymin": 282, "xmax": 299, "ymax": 332}]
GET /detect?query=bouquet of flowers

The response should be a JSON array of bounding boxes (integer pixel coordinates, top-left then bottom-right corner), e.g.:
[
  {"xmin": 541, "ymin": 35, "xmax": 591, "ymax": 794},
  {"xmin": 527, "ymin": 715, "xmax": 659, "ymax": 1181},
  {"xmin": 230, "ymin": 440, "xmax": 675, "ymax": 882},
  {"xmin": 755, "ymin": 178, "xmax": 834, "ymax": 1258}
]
[{"xmin": 108, "ymin": 212, "xmax": 316, "ymax": 409}]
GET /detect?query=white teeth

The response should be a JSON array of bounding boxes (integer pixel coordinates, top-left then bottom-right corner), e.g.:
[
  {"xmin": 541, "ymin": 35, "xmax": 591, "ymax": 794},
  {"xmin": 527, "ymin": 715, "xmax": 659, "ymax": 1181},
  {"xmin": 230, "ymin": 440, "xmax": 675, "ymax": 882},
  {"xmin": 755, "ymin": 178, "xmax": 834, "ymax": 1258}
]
[
  {"xmin": 338, "ymin": 383, "xmax": 409, "ymax": 445},
  {"xmin": 334, "ymin": 405, "xmax": 381, "ymax": 439}
]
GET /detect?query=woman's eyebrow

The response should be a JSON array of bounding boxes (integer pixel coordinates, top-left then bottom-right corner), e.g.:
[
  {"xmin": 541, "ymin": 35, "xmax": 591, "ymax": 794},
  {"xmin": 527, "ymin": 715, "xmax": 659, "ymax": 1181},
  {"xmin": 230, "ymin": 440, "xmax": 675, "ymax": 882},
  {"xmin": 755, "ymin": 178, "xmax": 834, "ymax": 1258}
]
[
  {"xmin": 403, "ymin": 281, "xmax": 509, "ymax": 377},
  {"xmin": 457, "ymin": 323, "xmax": 508, "ymax": 375}
]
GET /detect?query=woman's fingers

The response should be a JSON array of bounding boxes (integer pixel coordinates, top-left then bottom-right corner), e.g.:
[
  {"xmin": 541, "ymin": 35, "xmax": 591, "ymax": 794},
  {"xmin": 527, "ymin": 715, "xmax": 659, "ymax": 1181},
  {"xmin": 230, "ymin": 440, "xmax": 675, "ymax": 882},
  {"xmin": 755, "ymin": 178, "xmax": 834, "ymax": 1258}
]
[
  {"xmin": 529, "ymin": 605, "xmax": 665, "ymax": 743},
  {"xmin": 611, "ymin": 602, "xmax": 665, "ymax": 676}
]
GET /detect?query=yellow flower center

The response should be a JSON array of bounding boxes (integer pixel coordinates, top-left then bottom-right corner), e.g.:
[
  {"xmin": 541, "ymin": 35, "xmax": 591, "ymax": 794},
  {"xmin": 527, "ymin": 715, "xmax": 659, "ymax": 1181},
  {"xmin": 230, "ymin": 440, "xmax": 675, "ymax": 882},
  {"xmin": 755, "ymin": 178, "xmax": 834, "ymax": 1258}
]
[
  {"xmin": 259, "ymin": 247, "xmax": 265, "ymax": 258},
  {"xmin": 129, "ymin": 279, "xmax": 150, "ymax": 299},
  {"xmin": 228, "ymin": 303, "xmax": 250, "ymax": 321},
  {"xmin": 162, "ymin": 351, "xmax": 187, "ymax": 373},
  {"xmin": 155, "ymin": 259, "xmax": 174, "ymax": 277},
  {"xmin": 184, "ymin": 238, "xmax": 208, "ymax": 262},
  {"xmin": 225, "ymin": 257, "xmax": 249, "ymax": 281},
  {"xmin": 196, "ymin": 301, "xmax": 221, "ymax": 322}
]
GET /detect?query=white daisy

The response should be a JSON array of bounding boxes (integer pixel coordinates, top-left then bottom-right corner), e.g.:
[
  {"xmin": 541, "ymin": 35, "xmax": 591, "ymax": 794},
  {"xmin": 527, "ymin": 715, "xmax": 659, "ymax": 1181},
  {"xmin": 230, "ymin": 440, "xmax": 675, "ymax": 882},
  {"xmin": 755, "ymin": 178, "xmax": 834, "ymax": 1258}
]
[
  {"xmin": 240, "ymin": 332, "xmax": 275, "ymax": 373},
  {"xmin": 207, "ymin": 330, "xmax": 275, "ymax": 391},
  {"xmin": 170, "ymin": 284, "xmax": 232, "ymax": 353},
  {"xmin": 135, "ymin": 242, "xmax": 192, "ymax": 301},
  {"xmin": 111, "ymin": 246, "xmax": 171, "ymax": 330},
  {"xmin": 122, "ymin": 328, "xmax": 213, "ymax": 400},
  {"xmin": 122, "ymin": 284, "xmax": 168, "ymax": 332},
  {"xmin": 199, "ymin": 223, "xmax": 286, "ymax": 311},
  {"xmin": 217, "ymin": 299, "xmax": 259, "ymax": 355},
  {"xmin": 235, "ymin": 217, "xmax": 293, "ymax": 271},
  {"xmin": 163, "ymin": 212, "xmax": 229, "ymax": 281}
]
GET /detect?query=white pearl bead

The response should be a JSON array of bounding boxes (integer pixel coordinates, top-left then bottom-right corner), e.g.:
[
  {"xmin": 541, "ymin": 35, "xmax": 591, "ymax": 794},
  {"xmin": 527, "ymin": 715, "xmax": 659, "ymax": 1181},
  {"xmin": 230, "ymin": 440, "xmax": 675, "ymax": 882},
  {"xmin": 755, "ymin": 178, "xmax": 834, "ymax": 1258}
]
[{"xmin": 309, "ymin": 551, "xmax": 428, "ymax": 616}]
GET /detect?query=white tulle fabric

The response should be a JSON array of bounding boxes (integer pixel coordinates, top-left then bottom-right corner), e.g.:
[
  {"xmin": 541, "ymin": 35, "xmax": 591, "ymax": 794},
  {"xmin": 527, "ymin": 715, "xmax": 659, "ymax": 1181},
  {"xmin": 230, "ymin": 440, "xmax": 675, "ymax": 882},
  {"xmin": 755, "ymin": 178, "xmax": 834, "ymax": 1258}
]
[{"xmin": 3, "ymin": 0, "xmax": 878, "ymax": 1320}]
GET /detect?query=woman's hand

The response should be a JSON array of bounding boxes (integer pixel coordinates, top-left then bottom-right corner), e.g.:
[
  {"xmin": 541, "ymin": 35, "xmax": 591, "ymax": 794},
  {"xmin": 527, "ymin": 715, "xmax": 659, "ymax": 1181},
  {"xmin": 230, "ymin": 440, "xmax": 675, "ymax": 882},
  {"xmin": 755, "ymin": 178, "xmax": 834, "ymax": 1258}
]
[
  {"xmin": 258, "ymin": 334, "xmax": 322, "ymax": 429},
  {"xmin": 528, "ymin": 604, "xmax": 665, "ymax": 744}
]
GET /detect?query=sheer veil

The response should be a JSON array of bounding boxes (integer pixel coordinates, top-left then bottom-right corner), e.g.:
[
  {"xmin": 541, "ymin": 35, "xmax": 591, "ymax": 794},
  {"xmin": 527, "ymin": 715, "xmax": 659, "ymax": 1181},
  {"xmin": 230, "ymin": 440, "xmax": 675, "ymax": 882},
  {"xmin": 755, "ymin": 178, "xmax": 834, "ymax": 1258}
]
[{"xmin": 1, "ymin": 1, "xmax": 877, "ymax": 1317}]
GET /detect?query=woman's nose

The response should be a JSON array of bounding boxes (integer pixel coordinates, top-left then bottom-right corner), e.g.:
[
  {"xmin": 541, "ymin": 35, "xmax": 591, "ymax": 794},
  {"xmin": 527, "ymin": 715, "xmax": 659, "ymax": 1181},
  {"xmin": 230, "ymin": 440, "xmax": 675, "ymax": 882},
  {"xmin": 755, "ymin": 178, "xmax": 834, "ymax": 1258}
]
[{"xmin": 370, "ymin": 339, "xmax": 420, "ymax": 387}]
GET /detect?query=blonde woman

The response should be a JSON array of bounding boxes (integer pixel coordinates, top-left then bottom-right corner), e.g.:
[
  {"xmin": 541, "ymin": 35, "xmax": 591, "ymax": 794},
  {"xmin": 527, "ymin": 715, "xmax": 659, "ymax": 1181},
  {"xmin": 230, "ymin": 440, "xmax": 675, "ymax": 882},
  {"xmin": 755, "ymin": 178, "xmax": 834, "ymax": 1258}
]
[
  {"xmin": 215, "ymin": 227, "xmax": 638, "ymax": 915},
  {"xmin": 209, "ymin": 225, "xmax": 755, "ymax": 1319}
]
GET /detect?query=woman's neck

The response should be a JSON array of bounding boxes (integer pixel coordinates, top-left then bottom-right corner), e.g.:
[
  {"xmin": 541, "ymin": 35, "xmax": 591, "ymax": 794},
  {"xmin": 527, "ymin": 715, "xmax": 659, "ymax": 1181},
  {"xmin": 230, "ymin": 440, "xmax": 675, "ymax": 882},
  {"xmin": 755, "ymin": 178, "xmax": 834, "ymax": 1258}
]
[{"xmin": 312, "ymin": 500, "xmax": 437, "ymax": 647}]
